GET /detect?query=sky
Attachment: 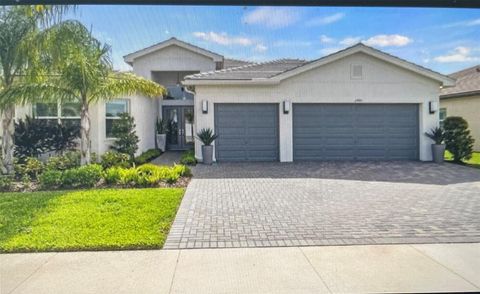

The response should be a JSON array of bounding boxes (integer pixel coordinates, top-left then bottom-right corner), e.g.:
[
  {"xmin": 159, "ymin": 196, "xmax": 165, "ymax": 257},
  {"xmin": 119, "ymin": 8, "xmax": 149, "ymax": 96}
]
[{"xmin": 67, "ymin": 5, "xmax": 480, "ymax": 74}]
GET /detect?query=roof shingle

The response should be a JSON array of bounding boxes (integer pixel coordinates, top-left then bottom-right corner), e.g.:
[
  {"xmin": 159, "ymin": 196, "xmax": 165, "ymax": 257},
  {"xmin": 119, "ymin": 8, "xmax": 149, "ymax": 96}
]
[
  {"xmin": 185, "ymin": 59, "xmax": 308, "ymax": 80},
  {"xmin": 441, "ymin": 65, "xmax": 480, "ymax": 98}
]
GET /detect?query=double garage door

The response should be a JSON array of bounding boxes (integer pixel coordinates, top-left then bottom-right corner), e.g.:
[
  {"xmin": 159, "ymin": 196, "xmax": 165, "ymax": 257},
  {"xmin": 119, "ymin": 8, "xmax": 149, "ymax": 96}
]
[{"xmin": 214, "ymin": 103, "xmax": 419, "ymax": 162}]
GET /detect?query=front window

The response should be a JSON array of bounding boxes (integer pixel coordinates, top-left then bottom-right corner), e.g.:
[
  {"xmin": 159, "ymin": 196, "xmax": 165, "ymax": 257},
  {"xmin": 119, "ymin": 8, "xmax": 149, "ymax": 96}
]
[
  {"xmin": 439, "ymin": 108, "xmax": 447, "ymax": 128},
  {"xmin": 33, "ymin": 102, "xmax": 81, "ymax": 128},
  {"xmin": 106, "ymin": 99, "xmax": 130, "ymax": 138}
]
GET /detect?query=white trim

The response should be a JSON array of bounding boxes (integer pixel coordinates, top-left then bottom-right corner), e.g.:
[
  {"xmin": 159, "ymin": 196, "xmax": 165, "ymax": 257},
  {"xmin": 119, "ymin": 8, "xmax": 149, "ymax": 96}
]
[
  {"xmin": 183, "ymin": 44, "xmax": 455, "ymax": 87},
  {"xmin": 124, "ymin": 38, "xmax": 223, "ymax": 65}
]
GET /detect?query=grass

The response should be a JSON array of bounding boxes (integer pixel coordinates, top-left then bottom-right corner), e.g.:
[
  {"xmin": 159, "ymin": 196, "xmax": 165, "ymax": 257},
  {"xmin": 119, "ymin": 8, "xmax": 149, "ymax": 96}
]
[
  {"xmin": 0, "ymin": 188, "xmax": 184, "ymax": 253},
  {"xmin": 445, "ymin": 151, "xmax": 480, "ymax": 169}
]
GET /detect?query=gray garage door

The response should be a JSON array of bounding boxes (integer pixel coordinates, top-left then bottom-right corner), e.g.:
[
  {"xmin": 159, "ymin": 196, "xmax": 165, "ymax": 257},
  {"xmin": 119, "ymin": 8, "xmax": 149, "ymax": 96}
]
[
  {"xmin": 214, "ymin": 104, "xmax": 279, "ymax": 161},
  {"xmin": 293, "ymin": 104, "xmax": 419, "ymax": 161}
]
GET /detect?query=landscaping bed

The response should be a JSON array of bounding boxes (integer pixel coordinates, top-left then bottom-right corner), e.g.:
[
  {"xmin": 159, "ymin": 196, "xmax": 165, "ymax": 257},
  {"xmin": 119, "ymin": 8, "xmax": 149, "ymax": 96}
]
[
  {"xmin": 445, "ymin": 151, "xmax": 480, "ymax": 169},
  {"xmin": 0, "ymin": 188, "xmax": 184, "ymax": 253}
]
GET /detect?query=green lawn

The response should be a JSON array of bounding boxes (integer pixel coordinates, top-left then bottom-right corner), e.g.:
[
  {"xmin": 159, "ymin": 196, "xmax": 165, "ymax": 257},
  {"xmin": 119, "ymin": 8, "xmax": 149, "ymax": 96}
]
[
  {"xmin": 0, "ymin": 188, "xmax": 184, "ymax": 253},
  {"xmin": 445, "ymin": 151, "xmax": 480, "ymax": 169}
]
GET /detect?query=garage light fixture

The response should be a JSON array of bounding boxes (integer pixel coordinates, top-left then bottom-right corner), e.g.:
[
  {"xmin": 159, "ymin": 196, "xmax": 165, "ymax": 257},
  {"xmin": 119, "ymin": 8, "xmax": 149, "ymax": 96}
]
[
  {"xmin": 283, "ymin": 100, "xmax": 291, "ymax": 114},
  {"xmin": 429, "ymin": 101, "xmax": 438, "ymax": 114},
  {"xmin": 202, "ymin": 100, "xmax": 208, "ymax": 114}
]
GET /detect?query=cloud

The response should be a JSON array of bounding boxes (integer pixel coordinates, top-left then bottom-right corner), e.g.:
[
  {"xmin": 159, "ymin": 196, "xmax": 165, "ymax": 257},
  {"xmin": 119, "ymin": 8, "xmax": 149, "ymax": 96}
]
[
  {"xmin": 319, "ymin": 35, "xmax": 335, "ymax": 44},
  {"xmin": 434, "ymin": 47, "xmax": 480, "ymax": 63},
  {"xmin": 193, "ymin": 32, "xmax": 253, "ymax": 46},
  {"xmin": 443, "ymin": 18, "xmax": 480, "ymax": 28},
  {"xmin": 254, "ymin": 44, "xmax": 268, "ymax": 53},
  {"xmin": 339, "ymin": 36, "xmax": 362, "ymax": 46},
  {"xmin": 306, "ymin": 13, "xmax": 345, "ymax": 26},
  {"xmin": 242, "ymin": 7, "xmax": 301, "ymax": 29},
  {"xmin": 363, "ymin": 34, "xmax": 412, "ymax": 47}
]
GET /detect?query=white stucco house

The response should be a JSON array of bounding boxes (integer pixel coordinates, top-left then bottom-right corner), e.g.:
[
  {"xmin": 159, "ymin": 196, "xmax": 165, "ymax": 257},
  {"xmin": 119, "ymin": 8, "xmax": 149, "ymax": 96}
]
[{"xmin": 6, "ymin": 37, "xmax": 455, "ymax": 162}]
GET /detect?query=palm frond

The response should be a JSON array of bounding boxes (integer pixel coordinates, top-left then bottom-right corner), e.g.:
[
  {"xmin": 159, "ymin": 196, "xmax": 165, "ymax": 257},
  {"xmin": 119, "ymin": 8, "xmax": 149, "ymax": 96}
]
[
  {"xmin": 90, "ymin": 72, "xmax": 166, "ymax": 103},
  {"xmin": 0, "ymin": 82, "xmax": 78, "ymax": 108}
]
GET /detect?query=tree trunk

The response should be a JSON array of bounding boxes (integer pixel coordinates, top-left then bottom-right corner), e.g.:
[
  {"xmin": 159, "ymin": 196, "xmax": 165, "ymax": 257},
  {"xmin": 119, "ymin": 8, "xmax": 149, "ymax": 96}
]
[
  {"xmin": 1, "ymin": 106, "xmax": 15, "ymax": 175},
  {"xmin": 80, "ymin": 98, "xmax": 91, "ymax": 166}
]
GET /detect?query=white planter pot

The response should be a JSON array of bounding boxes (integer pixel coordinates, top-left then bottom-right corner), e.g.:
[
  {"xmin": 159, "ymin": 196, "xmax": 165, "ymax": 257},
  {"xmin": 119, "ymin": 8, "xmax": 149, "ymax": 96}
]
[{"xmin": 156, "ymin": 134, "xmax": 167, "ymax": 152}]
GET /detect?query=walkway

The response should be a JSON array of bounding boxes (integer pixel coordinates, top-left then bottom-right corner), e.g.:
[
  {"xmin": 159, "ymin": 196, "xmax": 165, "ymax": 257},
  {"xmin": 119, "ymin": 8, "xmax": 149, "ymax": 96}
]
[{"xmin": 2, "ymin": 243, "xmax": 479, "ymax": 293}]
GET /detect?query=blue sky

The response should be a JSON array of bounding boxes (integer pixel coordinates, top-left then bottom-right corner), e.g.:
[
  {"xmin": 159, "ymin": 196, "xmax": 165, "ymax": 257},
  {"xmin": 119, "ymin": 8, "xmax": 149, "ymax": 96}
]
[{"xmin": 69, "ymin": 5, "xmax": 480, "ymax": 74}]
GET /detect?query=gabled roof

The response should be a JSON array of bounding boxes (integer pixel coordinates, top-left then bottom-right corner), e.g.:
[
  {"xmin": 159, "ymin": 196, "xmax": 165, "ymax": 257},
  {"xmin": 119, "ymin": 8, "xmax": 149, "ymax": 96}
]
[
  {"xmin": 440, "ymin": 65, "xmax": 480, "ymax": 99},
  {"xmin": 123, "ymin": 37, "xmax": 224, "ymax": 65},
  {"xmin": 184, "ymin": 43, "xmax": 455, "ymax": 87}
]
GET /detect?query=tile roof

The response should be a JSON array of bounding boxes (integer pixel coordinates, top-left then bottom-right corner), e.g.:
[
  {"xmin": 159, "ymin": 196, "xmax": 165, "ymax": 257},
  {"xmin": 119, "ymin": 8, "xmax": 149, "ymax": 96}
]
[
  {"xmin": 223, "ymin": 58, "xmax": 253, "ymax": 69},
  {"xmin": 185, "ymin": 59, "xmax": 308, "ymax": 80},
  {"xmin": 440, "ymin": 65, "xmax": 480, "ymax": 98}
]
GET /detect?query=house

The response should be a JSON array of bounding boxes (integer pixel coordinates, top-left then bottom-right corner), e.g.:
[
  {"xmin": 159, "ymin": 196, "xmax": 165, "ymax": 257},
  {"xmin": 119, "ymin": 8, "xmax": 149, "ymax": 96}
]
[
  {"xmin": 440, "ymin": 65, "xmax": 480, "ymax": 151},
  {"xmin": 184, "ymin": 43, "xmax": 454, "ymax": 162},
  {"xmin": 5, "ymin": 38, "xmax": 454, "ymax": 162}
]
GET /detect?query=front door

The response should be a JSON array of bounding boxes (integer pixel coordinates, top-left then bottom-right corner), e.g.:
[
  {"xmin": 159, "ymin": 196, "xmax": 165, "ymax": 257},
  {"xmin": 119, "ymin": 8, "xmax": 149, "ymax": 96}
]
[{"xmin": 163, "ymin": 106, "xmax": 194, "ymax": 150}]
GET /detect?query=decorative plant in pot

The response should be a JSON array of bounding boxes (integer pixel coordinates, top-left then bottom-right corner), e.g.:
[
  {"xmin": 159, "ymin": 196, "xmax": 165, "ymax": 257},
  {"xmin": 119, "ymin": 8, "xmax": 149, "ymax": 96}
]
[
  {"xmin": 425, "ymin": 127, "xmax": 445, "ymax": 163},
  {"xmin": 196, "ymin": 128, "xmax": 218, "ymax": 165},
  {"xmin": 155, "ymin": 118, "xmax": 167, "ymax": 152}
]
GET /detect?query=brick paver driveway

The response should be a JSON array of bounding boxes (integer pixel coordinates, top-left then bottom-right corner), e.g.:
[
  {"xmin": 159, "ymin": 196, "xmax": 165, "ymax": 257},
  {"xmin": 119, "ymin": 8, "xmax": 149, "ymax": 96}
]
[{"xmin": 164, "ymin": 162, "xmax": 480, "ymax": 249}]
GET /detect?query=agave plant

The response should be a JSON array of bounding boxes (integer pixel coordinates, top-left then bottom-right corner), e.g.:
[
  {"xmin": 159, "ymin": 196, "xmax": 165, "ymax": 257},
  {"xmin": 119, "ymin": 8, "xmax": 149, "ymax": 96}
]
[
  {"xmin": 425, "ymin": 127, "xmax": 444, "ymax": 145},
  {"xmin": 196, "ymin": 128, "xmax": 218, "ymax": 146}
]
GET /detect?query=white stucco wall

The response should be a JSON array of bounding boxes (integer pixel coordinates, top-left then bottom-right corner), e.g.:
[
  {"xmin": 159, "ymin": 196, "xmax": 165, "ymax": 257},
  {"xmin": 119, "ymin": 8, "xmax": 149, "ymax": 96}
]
[
  {"xmin": 132, "ymin": 44, "xmax": 217, "ymax": 79},
  {"xmin": 193, "ymin": 52, "xmax": 442, "ymax": 162}
]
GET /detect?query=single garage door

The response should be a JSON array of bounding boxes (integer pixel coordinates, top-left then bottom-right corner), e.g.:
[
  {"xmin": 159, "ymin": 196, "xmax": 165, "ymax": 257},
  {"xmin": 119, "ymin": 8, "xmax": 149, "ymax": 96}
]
[
  {"xmin": 293, "ymin": 104, "xmax": 419, "ymax": 161},
  {"xmin": 214, "ymin": 104, "xmax": 279, "ymax": 161}
]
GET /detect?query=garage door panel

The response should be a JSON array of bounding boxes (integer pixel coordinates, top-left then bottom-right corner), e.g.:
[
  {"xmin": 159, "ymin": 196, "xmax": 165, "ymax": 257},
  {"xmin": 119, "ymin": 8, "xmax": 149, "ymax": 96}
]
[
  {"xmin": 293, "ymin": 103, "xmax": 418, "ymax": 161},
  {"xmin": 215, "ymin": 104, "xmax": 279, "ymax": 162}
]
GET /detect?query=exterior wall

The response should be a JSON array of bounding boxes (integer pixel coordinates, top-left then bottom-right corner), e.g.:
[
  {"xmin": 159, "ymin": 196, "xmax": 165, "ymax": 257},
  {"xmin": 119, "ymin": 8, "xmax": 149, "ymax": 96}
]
[
  {"xmin": 440, "ymin": 95, "xmax": 480, "ymax": 151},
  {"xmin": 132, "ymin": 45, "xmax": 216, "ymax": 80},
  {"xmin": 194, "ymin": 52, "xmax": 442, "ymax": 162}
]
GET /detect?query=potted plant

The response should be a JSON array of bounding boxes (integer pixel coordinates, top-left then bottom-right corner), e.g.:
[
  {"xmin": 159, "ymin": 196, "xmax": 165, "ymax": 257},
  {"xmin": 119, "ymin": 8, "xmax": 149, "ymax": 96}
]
[
  {"xmin": 425, "ymin": 127, "xmax": 445, "ymax": 163},
  {"xmin": 155, "ymin": 118, "xmax": 167, "ymax": 152},
  {"xmin": 196, "ymin": 128, "xmax": 218, "ymax": 165}
]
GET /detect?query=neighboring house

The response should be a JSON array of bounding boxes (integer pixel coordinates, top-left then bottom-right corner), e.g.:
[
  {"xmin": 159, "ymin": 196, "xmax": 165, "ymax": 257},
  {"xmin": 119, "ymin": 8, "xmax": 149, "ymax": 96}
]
[
  {"xmin": 440, "ymin": 65, "xmax": 480, "ymax": 151},
  {"xmin": 4, "ymin": 38, "xmax": 454, "ymax": 162}
]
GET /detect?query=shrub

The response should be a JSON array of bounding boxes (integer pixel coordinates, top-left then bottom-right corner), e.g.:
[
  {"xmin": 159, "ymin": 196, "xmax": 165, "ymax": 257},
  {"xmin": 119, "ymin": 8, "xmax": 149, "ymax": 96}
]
[
  {"xmin": 0, "ymin": 176, "xmax": 12, "ymax": 192},
  {"xmin": 46, "ymin": 151, "xmax": 81, "ymax": 171},
  {"xmin": 110, "ymin": 113, "xmax": 139, "ymax": 161},
  {"xmin": 61, "ymin": 164, "xmax": 103, "ymax": 188},
  {"xmin": 444, "ymin": 117, "xmax": 475, "ymax": 162},
  {"xmin": 39, "ymin": 170, "xmax": 63, "ymax": 189},
  {"xmin": 118, "ymin": 167, "xmax": 140, "ymax": 187},
  {"xmin": 135, "ymin": 149, "xmax": 162, "ymax": 165},
  {"xmin": 180, "ymin": 150, "xmax": 197, "ymax": 166},
  {"xmin": 14, "ymin": 116, "xmax": 79, "ymax": 161},
  {"xmin": 101, "ymin": 164, "xmax": 190, "ymax": 187},
  {"xmin": 101, "ymin": 151, "xmax": 130, "ymax": 169},
  {"xmin": 15, "ymin": 157, "xmax": 44, "ymax": 180},
  {"xmin": 103, "ymin": 167, "xmax": 122, "ymax": 185}
]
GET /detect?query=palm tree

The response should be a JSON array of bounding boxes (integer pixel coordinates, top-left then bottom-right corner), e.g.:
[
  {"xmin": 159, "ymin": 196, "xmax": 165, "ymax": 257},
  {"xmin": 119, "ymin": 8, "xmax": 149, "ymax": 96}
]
[
  {"xmin": 3, "ymin": 21, "xmax": 165, "ymax": 165},
  {"xmin": 0, "ymin": 5, "xmax": 71, "ymax": 174}
]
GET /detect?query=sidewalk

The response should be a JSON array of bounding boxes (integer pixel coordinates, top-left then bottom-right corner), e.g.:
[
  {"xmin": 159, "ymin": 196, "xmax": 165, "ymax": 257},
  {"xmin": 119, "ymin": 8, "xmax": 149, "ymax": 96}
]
[{"xmin": 2, "ymin": 243, "xmax": 479, "ymax": 294}]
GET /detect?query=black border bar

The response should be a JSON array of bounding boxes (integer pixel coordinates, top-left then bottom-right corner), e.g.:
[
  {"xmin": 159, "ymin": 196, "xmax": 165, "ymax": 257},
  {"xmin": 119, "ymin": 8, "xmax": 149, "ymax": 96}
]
[{"xmin": 2, "ymin": 0, "xmax": 480, "ymax": 8}]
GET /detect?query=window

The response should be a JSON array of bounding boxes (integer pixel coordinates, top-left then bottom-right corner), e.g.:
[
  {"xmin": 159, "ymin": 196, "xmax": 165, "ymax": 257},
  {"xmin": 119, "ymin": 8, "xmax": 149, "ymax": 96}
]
[
  {"xmin": 106, "ymin": 99, "xmax": 130, "ymax": 138},
  {"xmin": 33, "ymin": 102, "xmax": 81, "ymax": 127},
  {"xmin": 439, "ymin": 108, "xmax": 447, "ymax": 128}
]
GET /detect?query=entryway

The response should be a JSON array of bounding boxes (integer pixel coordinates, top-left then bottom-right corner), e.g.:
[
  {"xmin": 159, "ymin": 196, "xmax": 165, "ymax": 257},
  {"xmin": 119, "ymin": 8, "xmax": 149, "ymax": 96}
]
[{"xmin": 163, "ymin": 106, "xmax": 194, "ymax": 150}]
